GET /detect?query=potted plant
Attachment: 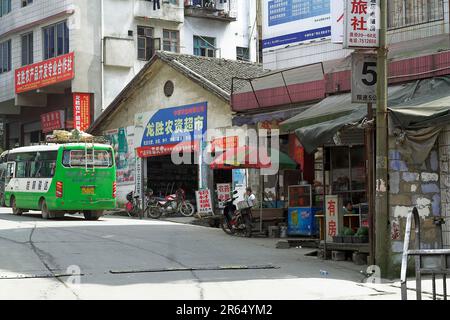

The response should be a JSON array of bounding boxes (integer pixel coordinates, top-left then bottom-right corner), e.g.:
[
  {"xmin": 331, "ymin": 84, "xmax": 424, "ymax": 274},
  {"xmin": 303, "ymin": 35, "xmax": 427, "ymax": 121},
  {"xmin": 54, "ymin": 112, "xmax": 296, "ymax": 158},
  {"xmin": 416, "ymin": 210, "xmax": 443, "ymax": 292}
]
[{"xmin": 353, "ymin": 227, "xmax": 369, "ymax": 243}]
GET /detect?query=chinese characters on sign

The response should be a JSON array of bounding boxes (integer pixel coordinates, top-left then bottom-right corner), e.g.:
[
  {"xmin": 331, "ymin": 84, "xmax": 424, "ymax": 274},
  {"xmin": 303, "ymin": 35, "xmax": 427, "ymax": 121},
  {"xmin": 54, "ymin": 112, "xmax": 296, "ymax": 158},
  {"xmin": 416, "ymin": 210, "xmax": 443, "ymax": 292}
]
[
  {"xmin": 217, "ymin": 183, "xmax": 232, "ymax": 208},
  {"xmin": 268, "ymin": 0, "xmax": 330, "ymax": 26},
  {"xmin": 195, "ymin": 189, "xmax": 213, "ymax": 215},
  {"xmin": 344, "ymin": 0, "xmax": 379, "ymax": 48},
  {"xmin": 351, "ymin": 52, "xmax": 378, "ymax": 103},
  {"xmin": 137, "ymin": 102, "xmax": 208, "ymax": 158},
  {"xmin": 325, "ymin": 195, "xmax": 341, "ymax": 242},
  {"xmin": 40, "ymin": 110, "xmax": 65, "ymax": 134},
  {"xmin": 263, "ymin": 0, "xmax": 331, "ymax": 49},
  {"xmin": 15, "ymin": 52, "xmax": 75, "ymax": 94},
  {"xmin": 73, "ymin": 93, "xmax": 91, "ymax": 132}
]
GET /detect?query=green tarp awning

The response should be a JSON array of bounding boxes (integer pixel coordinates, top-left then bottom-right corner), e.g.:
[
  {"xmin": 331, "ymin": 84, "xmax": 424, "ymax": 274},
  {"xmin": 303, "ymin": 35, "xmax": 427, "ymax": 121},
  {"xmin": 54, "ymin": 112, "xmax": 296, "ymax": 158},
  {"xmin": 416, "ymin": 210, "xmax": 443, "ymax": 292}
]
[{"xmin": 281, "ymin": 76, "xmax": 450, "ymax": 155}]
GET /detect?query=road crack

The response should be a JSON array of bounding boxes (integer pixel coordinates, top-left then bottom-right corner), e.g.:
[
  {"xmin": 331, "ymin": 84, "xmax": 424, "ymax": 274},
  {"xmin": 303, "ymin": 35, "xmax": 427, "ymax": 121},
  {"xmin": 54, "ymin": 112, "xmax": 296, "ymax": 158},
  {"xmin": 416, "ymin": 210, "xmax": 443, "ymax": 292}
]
[{"xmin": 28, "ymin": 224, "xmax": 81, "ymax": 300}]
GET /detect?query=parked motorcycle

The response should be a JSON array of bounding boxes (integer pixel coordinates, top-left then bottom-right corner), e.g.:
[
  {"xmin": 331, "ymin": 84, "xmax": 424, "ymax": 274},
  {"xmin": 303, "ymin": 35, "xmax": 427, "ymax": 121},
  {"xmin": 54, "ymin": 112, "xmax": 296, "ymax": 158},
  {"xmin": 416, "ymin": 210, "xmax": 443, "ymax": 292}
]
[
  {"xmin": 220, "ymin": 190, "xmax": 253, "ymax": 237},
  {"xmin": 146, "ymin": 188, "xmax": 195, "ymax": 219}
]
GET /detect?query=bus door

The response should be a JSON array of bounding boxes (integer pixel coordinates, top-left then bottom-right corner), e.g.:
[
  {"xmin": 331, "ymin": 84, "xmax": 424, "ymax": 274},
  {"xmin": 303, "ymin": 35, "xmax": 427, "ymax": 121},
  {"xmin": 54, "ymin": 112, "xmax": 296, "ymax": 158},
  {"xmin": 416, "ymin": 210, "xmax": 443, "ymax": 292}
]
[{"xmin": 5, "ymin": 162, "xmax": 17, "ymax": 192}]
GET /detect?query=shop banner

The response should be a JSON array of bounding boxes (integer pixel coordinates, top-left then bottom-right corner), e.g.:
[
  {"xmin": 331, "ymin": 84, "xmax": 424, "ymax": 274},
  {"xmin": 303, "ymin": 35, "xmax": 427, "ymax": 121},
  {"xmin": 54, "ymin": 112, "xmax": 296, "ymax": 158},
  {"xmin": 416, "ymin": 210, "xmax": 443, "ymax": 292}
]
[
  {"xmin": 15, "ymin": 52, "xmax": 75, "ymax": 94},
  {"xmin": 73, "ymin": 93, "xmax": 91, "ymax": 132},
  {"xmin": 217, "ymin": 183, "xmax": 232, "ymax": 208},
  {"xmin": 195, "ymin": 189, "xmax": 213, "ymax": 215},
  {"xmin": 41, "ymin": 110, "xmax": 65, "ymax": 133},
  {"xmin": 136, "ymin": 102, "xmax": 207, "ymax": 158},
  {"xmin": 262, "ymin": 0, "xmax": 331, "ymax": 49},
  {"xmin": 325, "ymin": 195, "xmax": 341, "ymax": 242},
  {"xmin": 211, "ymin": 136, "xmax": 238, "ymax": 152},
  {"xmin": 104, "ymin": 127, "xmax": 136, "ymax": 185},
  {"xmin": 344, "ymin": 0, "xmax": 379, "ymax": 48}
]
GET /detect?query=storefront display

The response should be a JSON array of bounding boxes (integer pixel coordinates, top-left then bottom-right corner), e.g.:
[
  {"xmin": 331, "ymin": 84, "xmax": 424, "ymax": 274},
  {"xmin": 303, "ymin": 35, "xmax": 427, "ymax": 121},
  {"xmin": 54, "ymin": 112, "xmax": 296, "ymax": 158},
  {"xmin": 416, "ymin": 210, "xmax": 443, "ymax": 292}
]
[{"xmin": 287, "ymin": 185, "xmax": 321, "ymax": 236}]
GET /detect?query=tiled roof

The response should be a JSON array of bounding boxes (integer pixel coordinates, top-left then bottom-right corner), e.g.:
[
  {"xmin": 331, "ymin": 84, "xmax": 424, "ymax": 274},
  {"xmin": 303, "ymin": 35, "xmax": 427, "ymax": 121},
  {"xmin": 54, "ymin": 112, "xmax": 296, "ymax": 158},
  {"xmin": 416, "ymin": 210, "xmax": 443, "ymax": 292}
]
[
  {"xmin": 89, "ymin": 52, "xmax": 265, "ymax": 133},
  {"xmin": 157, "ymin": 51, "xmax": 266, "ymax": 97}
]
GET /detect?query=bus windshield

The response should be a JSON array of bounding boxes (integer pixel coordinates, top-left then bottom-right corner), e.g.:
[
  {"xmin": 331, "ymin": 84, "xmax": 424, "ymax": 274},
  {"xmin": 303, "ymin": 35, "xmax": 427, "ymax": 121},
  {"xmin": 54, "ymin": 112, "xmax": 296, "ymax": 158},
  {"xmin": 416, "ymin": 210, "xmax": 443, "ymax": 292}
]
[{"xmin": 62, "ymin": 149, "xmax": 113, "ymax": 168}]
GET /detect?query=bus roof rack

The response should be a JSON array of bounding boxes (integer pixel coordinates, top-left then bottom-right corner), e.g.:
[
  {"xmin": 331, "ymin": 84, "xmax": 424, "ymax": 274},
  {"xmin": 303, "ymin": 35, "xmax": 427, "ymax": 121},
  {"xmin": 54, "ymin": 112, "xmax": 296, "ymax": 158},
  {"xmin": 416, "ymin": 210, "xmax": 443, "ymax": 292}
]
[{"xmin": 45, "ymin": 130, "xmax": 108, "ymax": 144}]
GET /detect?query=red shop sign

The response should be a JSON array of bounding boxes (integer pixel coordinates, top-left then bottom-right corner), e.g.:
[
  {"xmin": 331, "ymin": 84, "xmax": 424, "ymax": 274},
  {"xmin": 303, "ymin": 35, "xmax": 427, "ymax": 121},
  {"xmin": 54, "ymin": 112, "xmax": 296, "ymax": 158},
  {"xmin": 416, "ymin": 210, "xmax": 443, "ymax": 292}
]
[
  {"xmin": 15, "ymin": 52, "xmax": 75, "ymax": 94},
  {"xmin": 41, "ymin": 110, "xmax": 65, "ymax": 133},
  {"xmin": 73, "ymin": 93, "xmax": 91, "ymax": 132}
]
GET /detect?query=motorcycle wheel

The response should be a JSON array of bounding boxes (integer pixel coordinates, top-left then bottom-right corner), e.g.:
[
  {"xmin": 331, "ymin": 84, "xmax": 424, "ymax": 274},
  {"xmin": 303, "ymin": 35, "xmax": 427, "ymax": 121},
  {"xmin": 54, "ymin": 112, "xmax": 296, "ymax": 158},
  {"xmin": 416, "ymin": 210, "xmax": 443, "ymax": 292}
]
[
  {"xmin": 220, "ymin": 216, "xmax": 235, "ymax": 235},
  {"xmin": 179, "ymin": 202, "xmax": 195, "ymax": 217},
  {"xmin": 147, "ymin": 205, "xmax": 162, "ymax": 219}
]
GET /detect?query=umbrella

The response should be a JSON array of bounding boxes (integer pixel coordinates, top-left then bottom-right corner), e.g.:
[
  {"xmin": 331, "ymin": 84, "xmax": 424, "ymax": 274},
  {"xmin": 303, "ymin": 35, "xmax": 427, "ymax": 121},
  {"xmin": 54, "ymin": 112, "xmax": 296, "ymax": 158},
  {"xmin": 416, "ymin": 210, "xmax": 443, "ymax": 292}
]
[{"xmin": 209, "ymin": 146, "xmax": 272, "ymax": 170}]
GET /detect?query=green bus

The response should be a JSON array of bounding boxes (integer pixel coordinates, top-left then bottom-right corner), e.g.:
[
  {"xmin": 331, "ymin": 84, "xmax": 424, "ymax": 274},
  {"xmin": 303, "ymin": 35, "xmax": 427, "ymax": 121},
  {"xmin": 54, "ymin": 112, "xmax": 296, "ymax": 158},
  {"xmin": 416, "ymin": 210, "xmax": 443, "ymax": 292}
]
[{"xmin": 4, "ymin": 143, "xmax": 117, "ymax": 220}]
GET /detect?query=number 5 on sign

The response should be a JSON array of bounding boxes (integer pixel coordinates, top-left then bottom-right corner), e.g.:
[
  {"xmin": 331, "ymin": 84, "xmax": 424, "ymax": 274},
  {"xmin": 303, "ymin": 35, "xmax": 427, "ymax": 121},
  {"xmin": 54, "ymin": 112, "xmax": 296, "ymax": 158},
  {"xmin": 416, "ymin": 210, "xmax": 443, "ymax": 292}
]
[{"xmin": 351, "ymin": 52, "xmax": 378, "ymax": 103}]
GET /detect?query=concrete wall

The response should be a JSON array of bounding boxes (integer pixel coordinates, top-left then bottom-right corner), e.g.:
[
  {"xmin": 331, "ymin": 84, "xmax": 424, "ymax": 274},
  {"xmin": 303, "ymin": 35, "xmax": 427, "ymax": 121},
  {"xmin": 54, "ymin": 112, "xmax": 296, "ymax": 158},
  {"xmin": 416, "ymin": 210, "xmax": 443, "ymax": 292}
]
[
  {"xmin": 388, "ymin": 138, "xmax": 442, "ymax": 273},
  {"xmin": 93, "ymin": 60, "xmax": 233, "ymax": 205},
  {"xmin": 439, "ymin": 126, "xmax": 450, "ymax": 249}
]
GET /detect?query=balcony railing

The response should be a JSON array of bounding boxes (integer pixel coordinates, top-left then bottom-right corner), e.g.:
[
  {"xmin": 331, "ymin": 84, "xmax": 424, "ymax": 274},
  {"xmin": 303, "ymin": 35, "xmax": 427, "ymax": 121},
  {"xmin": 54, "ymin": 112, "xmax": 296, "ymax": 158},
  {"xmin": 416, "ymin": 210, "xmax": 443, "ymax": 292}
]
[
  {"xmin": 184, "ymin": 0, "xmax": 237, "ymax": 22},
  {"xmin": 134, "ymin": 0, "xmax": 184, "ymax": 23}
]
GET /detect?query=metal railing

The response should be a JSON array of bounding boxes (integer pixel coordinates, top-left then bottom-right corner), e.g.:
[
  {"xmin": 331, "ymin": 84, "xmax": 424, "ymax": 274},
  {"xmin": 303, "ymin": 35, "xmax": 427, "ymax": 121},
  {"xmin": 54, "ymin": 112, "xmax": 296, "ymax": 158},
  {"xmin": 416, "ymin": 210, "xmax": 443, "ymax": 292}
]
[{"xmin": 401, "ymin": 207, "xmax": 450, "ymax": 300}]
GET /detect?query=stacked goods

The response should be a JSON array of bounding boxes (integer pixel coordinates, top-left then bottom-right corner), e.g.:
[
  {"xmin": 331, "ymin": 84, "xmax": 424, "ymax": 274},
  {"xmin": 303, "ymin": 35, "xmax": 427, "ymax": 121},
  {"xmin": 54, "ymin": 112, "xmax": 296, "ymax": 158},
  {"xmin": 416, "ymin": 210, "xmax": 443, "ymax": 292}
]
[{"xmin": 46, "ymin": 129, "xmax": 107, "ymax": 144}]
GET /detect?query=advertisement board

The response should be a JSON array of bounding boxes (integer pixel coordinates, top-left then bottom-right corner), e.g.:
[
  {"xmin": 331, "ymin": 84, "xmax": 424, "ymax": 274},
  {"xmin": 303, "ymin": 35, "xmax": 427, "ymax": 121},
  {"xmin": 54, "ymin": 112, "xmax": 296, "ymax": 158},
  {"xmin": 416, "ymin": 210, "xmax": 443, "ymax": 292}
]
[
  {"xmin": 195, "ymin": 189, "xmax": 213, "ymax": 216},
  {"xmin": 73, "ymin": 93, "xmax": 91, "ymax": 132},
  {"xmin": 343, "ymin": 0, "xmax": 379, "ymax": 48},
  {"xmin": 331, "ymin": 0, "xmax": 344, "ymax": 43},
  {"xmin": 135, "ymin": 102, "xmax": 208, "ymax": 158},
  {"xmin": 262, "ymin": 0, "xmax": 331, "ymax": 50},
  {"xmin": 104, "ymin": 127, "xmax": 136, "ymax": 185},
  {"xmin": 15, "ymin": 52, "xmax": 74, "ymax": 94},
  {"xmin": 40, "ymin": 110, "xmax": 65, "ymax": 133}
]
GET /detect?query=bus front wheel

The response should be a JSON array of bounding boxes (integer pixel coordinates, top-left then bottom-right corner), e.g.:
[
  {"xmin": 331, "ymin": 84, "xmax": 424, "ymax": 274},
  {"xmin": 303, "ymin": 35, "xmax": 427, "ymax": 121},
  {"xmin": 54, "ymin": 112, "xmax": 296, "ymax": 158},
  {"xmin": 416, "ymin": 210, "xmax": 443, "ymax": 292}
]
[
  {"xmin": 11, "ymin": 197, "xmax": 23, "ymax": 216},
  {"xmin": 84, "ymin": 211, "xmax": 102, "ymax": 221}
]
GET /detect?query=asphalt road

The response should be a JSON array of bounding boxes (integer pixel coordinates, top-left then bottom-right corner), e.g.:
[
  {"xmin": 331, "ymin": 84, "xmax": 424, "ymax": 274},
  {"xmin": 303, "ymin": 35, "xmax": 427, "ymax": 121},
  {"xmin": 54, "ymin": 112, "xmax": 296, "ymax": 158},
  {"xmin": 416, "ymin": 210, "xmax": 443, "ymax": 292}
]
[{"xmin": 0, "ymin": 208, "xmax": 409, "ymax": 300}]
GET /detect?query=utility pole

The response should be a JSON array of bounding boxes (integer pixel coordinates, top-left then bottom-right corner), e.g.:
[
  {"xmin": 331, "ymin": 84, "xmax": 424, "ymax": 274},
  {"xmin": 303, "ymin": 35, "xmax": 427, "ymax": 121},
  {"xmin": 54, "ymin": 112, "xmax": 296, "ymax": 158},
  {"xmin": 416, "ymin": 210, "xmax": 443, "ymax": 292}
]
[{"xmin": 375, "ymin": 0, "xmax": 390, "ymax": 277}]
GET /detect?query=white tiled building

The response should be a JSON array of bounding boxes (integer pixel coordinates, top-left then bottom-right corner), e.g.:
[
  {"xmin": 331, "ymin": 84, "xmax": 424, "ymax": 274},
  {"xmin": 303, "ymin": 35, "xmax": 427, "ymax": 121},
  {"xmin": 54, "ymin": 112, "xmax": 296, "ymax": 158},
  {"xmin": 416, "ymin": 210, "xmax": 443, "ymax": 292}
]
[{"xmin": 0, "ymin": 0, "xmax": 258, "ymax": 148}]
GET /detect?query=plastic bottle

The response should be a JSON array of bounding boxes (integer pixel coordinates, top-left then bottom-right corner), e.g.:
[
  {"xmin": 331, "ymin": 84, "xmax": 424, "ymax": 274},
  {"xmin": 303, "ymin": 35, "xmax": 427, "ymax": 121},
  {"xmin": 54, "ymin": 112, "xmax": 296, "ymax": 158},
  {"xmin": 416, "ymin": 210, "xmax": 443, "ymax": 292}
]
[{"xmin": 320, "ymin": 270, "xmax": 329, "ymax": 277}]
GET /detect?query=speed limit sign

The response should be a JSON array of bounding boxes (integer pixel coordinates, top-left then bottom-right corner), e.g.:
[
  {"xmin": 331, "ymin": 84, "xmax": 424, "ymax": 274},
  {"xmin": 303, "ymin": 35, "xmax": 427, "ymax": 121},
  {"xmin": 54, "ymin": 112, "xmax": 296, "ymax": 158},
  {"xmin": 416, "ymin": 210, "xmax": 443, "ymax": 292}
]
[{"xmin": 351, "ymin": 52, "xmax": 378, "ymax": 103}]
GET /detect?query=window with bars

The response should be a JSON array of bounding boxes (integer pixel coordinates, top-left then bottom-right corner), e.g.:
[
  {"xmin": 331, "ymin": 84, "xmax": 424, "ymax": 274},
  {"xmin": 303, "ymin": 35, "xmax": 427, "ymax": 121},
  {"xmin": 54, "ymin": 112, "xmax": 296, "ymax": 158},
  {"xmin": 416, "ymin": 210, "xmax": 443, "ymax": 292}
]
[
  {"xmin": 193, "ymin": 36, "xmax": 216, "ymax": 57},
  {"xmin": 388, "ymin": 0, "xmax": 444, "ymax": 29},
  {"xmin": 43, "ymin": 21, "xmax": 70, "ymax": 60},
  {"xmin": 21, "ymin": 32, "xmax": 34, "ymax": 66},
  {"xmin": 0, "ymin": 40, "xmax": 11, "ymax": 74},
  {"xmin": 163, "ymin": 29, "xmax": 180, "ymax": 53}
]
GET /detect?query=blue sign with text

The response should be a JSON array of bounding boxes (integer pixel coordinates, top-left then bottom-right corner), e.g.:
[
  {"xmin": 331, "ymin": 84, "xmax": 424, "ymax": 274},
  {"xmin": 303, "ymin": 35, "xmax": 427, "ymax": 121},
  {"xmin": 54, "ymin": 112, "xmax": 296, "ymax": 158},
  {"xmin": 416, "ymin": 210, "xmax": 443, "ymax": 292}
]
[
  {"xmin": 268, "ymin": 0, "xmax": 330, "ymax": 26},
  {"xmin": 141, "ymin": 102, "xmax": 208, "ymax": 148}
]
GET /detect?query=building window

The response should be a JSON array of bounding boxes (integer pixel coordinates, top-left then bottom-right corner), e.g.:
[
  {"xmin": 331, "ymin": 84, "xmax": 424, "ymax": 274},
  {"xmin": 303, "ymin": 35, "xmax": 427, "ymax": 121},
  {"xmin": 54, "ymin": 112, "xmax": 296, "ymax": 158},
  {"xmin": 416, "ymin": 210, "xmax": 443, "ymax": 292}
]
[
  {"xmin": 137, "ymin": 26, "xmax": 155, "ymax": 61},
  {"xmin": 193, "ymin": 36, "xmax": 216, "ymax": 57},
  {"xmin": 22, "ymin": 0, "xmax": 33, "ymax": 7},
  {"xmin": 236, "ymin": 47, "xmax": 249, "ymax": 61},
  {"xmin": 163, "ymin": 30, "xmax": 179, "ymax": 53},
  {"xmin": 388, "ymin": 0, "xmax": 444, "ymax": 29},
  {"xmin": 21, "ymin": 33, "xmax": 34, "ymax": 66},
  {"xmin": 330, "ymin": 146, "xmax": 367, "ymax": 205},
  {"xmin": 0, "ymin": 40, "xmax": 11, "ymax": 74},
  {"xmin": 43, "ymin": 21, "xmax": 70, "ymax": 60},
  {"xmin": 0, "ymin": 0, "xmax": 11, "ymax": 17}
]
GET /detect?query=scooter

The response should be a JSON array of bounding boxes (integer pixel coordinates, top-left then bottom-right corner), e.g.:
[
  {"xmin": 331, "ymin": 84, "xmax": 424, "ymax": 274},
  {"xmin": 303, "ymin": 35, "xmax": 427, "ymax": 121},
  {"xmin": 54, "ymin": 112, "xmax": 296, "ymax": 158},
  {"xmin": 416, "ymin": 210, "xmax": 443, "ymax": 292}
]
[
  {"xmin": 146, "ymin": 188, "xmax": 195, "ymax": 219},
  {"xmin": 220, "ymin": 190, "xmax": 253, "ymax": 237}
]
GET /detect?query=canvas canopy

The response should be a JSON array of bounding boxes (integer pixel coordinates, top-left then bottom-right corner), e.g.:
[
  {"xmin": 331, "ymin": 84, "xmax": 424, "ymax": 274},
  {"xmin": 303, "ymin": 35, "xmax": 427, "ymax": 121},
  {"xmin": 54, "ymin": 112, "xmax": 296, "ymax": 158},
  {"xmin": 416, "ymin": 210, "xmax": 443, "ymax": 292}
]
[{"xmin": 281, "ymin": 76, "xmax": 450, "ymax": 163}]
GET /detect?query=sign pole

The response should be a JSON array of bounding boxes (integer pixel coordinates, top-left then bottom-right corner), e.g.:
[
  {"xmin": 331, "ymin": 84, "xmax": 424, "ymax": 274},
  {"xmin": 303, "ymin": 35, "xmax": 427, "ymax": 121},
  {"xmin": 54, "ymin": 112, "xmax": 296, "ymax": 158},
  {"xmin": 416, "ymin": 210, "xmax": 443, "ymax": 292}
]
[
  {"xmin": 375, "ymin": 0, "xmax": 390, "ymax": 277},
  {"xmin": 367, "ymin": 102, "xmax": 375, "ymax": 266}
]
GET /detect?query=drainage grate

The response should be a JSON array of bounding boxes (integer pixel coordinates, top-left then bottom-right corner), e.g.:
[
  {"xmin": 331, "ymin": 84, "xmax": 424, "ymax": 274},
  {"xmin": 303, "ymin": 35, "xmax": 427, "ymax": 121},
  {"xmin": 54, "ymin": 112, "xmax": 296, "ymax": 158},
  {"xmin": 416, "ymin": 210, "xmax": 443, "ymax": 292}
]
[{"xmin": 109, "ymin": 265, "xmax": 280, "ymax": 275}]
